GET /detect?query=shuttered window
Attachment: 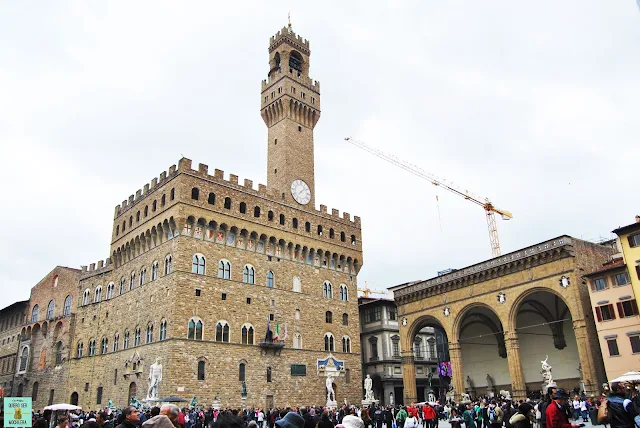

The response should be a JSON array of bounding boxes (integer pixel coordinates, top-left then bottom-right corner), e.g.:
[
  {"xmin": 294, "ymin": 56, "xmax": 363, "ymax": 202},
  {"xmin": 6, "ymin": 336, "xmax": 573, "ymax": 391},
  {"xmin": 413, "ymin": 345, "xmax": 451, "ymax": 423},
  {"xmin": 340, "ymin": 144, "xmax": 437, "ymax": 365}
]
[{"xmin": 617, "ymin": 300, "xmax": 639, "ymax": 318}]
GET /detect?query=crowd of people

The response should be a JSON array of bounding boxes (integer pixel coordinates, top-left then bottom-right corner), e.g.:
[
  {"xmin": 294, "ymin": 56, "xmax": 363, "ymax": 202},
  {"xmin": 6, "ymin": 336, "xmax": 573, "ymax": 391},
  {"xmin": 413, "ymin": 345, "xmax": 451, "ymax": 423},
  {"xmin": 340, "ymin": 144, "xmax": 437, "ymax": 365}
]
[{"xmin": 13, "ymin": 382, "xmax": 640, "ymax": 428}]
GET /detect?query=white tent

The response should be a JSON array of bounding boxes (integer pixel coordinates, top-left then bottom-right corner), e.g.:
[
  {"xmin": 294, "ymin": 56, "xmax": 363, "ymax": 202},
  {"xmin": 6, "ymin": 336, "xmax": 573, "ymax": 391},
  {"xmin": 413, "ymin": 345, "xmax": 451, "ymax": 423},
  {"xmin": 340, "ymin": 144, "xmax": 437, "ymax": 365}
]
[
  {"xmin": 609, "ymin": 371, "xmax": 640, "ymax": 383},
  {"xmin": 43, "ymin": 403, "xmax": 83, "ymax": 411}
]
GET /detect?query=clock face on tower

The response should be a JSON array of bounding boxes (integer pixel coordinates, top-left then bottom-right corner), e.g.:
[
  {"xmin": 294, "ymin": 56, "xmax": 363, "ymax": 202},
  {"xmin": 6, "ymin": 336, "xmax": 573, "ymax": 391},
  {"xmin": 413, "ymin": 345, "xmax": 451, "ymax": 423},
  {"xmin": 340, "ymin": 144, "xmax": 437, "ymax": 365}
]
[{"xmin": 290, "ymin": 179, "xmax": 311, "ymax": 205}]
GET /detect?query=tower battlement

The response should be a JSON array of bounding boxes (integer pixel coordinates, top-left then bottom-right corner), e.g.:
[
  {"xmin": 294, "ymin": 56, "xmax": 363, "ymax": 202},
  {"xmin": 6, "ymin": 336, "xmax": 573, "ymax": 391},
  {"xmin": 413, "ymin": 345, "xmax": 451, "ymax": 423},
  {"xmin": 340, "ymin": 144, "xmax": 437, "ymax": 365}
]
[
  {"xmin": 261, "ymin": 67, "xmax": 320, "ymax": 92},
  {"xmin": 269, "ymin": 26, "xmax": 310, "ymax": 54},
  {"xmin": 114, "ymin": 158, "xmax": 360, "ymax": 227}
]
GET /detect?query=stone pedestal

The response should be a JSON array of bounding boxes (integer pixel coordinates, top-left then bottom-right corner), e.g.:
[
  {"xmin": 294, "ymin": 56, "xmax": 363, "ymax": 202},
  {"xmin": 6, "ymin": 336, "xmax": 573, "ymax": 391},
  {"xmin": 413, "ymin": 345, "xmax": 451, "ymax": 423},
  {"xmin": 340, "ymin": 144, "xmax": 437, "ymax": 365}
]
[
  {"xmin": 241, "ymin": 396, "xmax": 247, "ymax": 410},
  {"xmin": 211, "ymin": 399, "xmax": 221, "ymax": 410},
  {"xmin": 326, "ymin": 400, "xmax": 338, "ymax": 409},
  {"xmin": 361, "ymin": 399, "xmax": 379, "ymax": 408}
]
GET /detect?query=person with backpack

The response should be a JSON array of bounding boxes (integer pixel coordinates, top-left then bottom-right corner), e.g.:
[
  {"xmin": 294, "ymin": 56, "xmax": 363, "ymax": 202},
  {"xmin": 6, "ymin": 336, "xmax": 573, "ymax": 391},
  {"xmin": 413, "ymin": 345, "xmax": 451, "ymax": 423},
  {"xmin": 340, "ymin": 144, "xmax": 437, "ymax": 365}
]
[
  {"xmin": 463, "ymin": 404, "xmax": 477, "ymax": 428},
  {"xmin": 395, "ymin": 407, "xmax": 408, "ymax": 428},
  {"xmin": 509, "ymin": 403, "xmax": 534, "ymax": 428},
  {"xmin": 603, "ymin": 382, "xmax": 638, "ymax": 428},
  {"xmin": 487, "ymin": 401, "xmax": 503, "ymax": 428}
]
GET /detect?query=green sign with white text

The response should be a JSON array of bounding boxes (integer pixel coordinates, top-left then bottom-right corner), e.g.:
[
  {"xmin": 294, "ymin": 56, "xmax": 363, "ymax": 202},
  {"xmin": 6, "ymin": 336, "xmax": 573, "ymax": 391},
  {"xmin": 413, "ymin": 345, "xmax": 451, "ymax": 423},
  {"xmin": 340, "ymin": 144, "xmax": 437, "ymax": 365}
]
[{"xmin": 3, "ymin": 397, "xmax": 32, "ymax": 427}]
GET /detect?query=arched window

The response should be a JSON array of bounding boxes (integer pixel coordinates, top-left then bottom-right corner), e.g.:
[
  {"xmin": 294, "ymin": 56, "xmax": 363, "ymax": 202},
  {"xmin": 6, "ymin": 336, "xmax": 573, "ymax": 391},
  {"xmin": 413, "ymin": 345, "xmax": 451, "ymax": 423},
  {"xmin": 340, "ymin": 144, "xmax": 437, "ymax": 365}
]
[
  {"xmin": 101, "ymin": 338, "xmax": 108, "ymax": 355},
  {"xmin": 208, "ymin": 192, "xmax": 215, "ymax": 204},
  {"xmin": 325, "ymin": 311, "xmax": 333, "ymax": 323},
  {"xmin": 339, "ymin": 284, "xmax": 348, "ymax": 301},
  {"xmin": 188, "ymin": 318, "xmax": 203, "ymax": 340},
  {"xmin": 146, "ymin": 323, "xmax": 153, "ymax": 343},
  {"xmin": 239, "ymin": 202, "xmax": 247, "ymax": 214},
  {"xmin": 124, "ymin": 331, "xmax": 130, "ymax": 349},
  {"xmin": 140, "ymin": 268, "xmax": 146, "ymax": 286},
  {"xmin": 164, "ymin": 255, "xmax": 173, "ymax": 275},
  {"xmin": 324, "ymin": 333, "xmax": 334, "ymax": 352},
  {"xmin": 192, "ymin": 254, "xmax": 206, "ymax": 275},
  {"xmin": 292, "ymin": 276, "xmax": 301, "ymax": 293},
  {"xmin": 160, "ymin": 320, "xmax": 167, "ymax": 340},
  {"xmin": 153, "ymin": 200, "xmax": 157, "ymax": 212},
  {"xmin": 161, "ymin": 194, "xmax": 166, "ymax": 206},
  {"xmin": 134, "ymin": 327, "xmax": 141, "ymax": 346},
  {"xmin": 106, "ymin": 283, "xmax": 114, "ymax": 300},
  {"xmin": 197, "ymin": 361, "xmax": 205, "ymax": 380},
  {"xmin": 32, "ymin": 381, "xmax": 39, "ymax": 401},
  {"xmin": 279, "ymin": 214, "xmax": 285, "ymax": 225},
  {"xmin": 224, "ymin": 197, "xmax": 231, "ymax": 209},
  {"xmin": 241, "ymin": 324, "xmax": 255, "ymax": 345},
  {"xmin": 77, "ymin": 342, "xmax": 84, "ymax": 358},
  {"xmin": 351, "ymin": 235, "xmax": 357, "ymax": 245},
  {"xmin": 46, "ymin": 300, "xmax": 55, "ymax": 320},
  {"xmin": 136, "ymin": 211, "xmax": 140, "ymax": 222},
  {"xmin": 144, "ymin": 206, "xmax": 148, "ymax": 217},
  {"xmin": 268, "ymin": 211, "xmax": 274, "ymax": 221},
  {"xmin": 89, "ymin": 340, "xmax": 96, "ymax": 356},
  {"xmin": 266, "ymin": 271, "xmax": 274, "ymax": 288},
  {"xmin": 116, "ymin": 225, "xmax": 120, "ymax": 235},
  {"xmin": 129, "ymin": 272, "xmax": 136, "ymax": 291},
  {"xmin": 191, "ymin": 188, "xmax": 199, "ymax": 200},
  {"xmin": 305, "ymin": 222, "xmax": 311, "ymax": 232},
  {"xmin": 289, "ymin": 50, "xmax": 303, "ymax": 71},
  {"xmin": 113, "ymin": 333, "xmax": 120, "ymax": 352},
  {"xmin": 342, "ymin": 313, "xmax": 349, "ymax": 326},
  {"xmin": 218, "ymin": 260, "xmax": 231, "ymax": 280},
  {"xmin": 94, "ymin": 287, "xmax": 102, "ymax": 304},
  {"xmin": 31, "ymin": 305, "xmax": 39, "ymax": 323},
  {"xmin": 329, "ymin": 228, "xmax": 335, "ymax": 239},
  {"xmin": 342, "ymin": 336, "xmax": 351, "ymax": 353},
  {"xmin": 239, "ymin": 363, "xmax": 246, "ymax": 381},
  {"xmin": 152, "ymin": 261, "xmax": 159, "ymax": 280},
  {"xmin": 19, "ymin": 347, "xmax": 29, "ymax": 371},
  {"xmin": 340, "ymin": 232, "xmax": 346, "ymax": 242},
  {"xmin": 317, "ymin": 225, "xmax": 323, "ymax": 235},
  {"xmin": 216, "ymin": 321, "xmax": 230, "ymax": 342},
  {"xmin": 323, "ymin": 281, "xmax": 333, "ymax": 299},
  {"xmin": 83, "ymin": 289, "xmax": 90, "ymax": 306},
  {"xmin": 119, "ymin": 277, "xmax": 126, "ymax": 295},
  {"xmin": 293, "ymin": 332, "xmax": 302, "ymax": 349},
  {"xmin": 171, "ymin": 188, "xmax": 175, "ymax": 200},
  {"xmin": 243, "ymin": 265, "xmax": 255, "ymax": 284},
  {"xmin": 254, "ymin": 206, "xmax": 261, "ymax": 217},
  {"xmin": 292, "ymin": 218, "xmax": 298, "ymax": 229}
]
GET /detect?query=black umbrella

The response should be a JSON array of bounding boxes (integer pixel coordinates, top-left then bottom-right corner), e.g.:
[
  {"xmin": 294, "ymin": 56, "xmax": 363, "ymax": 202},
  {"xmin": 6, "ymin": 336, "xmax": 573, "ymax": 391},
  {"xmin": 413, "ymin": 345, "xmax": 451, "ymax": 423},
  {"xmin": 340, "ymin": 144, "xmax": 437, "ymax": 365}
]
[{"xmin": 159, "ymin": 396, "xmax": 188, "ymax": 403}]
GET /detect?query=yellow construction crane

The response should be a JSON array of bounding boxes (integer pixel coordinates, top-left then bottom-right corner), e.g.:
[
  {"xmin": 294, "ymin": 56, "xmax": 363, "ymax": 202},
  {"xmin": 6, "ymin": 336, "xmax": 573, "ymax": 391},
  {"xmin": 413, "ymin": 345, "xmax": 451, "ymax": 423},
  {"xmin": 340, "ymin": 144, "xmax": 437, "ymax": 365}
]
[
  {"xmin": 345, "ymin": 137, "xmax": 513, "ymax": 257},
  {"xmin": 358, "ymin": 282, "xmax": 387, "ymax": 298}
]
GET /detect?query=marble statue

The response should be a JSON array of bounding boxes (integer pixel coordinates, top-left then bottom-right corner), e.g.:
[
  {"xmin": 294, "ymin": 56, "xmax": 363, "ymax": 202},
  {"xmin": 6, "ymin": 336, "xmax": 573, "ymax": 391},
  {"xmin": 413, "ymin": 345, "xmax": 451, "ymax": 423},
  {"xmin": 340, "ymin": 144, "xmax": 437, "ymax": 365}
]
[
  {"xmin": 466, "ymin": 376, "xmax": 473, "ymax": 390},
  {"xmin": 326, "ymin": 375, "xmax": 336, "ymax": 403},
  {"xmin": 147, "ymin": 357, "xmax": 162, "ymax": 400},
  {"xmin": 486, "ymin": 374, "xmax": 494, "ymax": 390},
  {"xmin": 364, "ymin": 374, "xmax": 375, "ymax": 401},
  {"xmin": 541, "ymin": 355, "xmax": 556, "ymax": 387},
  {"xmin": 499, "ymin": 390, "xmax": 512, "ymax": 400}
]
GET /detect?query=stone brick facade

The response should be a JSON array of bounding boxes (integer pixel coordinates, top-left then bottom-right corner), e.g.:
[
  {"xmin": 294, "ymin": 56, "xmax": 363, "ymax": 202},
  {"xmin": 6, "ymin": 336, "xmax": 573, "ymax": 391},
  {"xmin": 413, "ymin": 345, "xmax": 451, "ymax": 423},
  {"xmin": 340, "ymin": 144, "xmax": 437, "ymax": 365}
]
[
  {"xmin": 64, "ymin": 24, "xmax": 364, "ymax": 410},
  {"xmin": 0, "ymin": 300, "xmax": 28, "ymax": 396},
  {"xmin": 13, "ymin": 266, "xmax": 80, "ymax": 410}
]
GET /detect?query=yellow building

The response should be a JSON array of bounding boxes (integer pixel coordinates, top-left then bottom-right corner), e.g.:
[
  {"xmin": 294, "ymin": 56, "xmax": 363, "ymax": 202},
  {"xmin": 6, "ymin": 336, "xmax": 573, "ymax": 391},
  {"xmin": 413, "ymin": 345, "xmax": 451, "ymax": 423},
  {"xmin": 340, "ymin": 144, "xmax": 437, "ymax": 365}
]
[{"xmin": 613, "ymin": 216, "xmax": 640, "ymax": 300}]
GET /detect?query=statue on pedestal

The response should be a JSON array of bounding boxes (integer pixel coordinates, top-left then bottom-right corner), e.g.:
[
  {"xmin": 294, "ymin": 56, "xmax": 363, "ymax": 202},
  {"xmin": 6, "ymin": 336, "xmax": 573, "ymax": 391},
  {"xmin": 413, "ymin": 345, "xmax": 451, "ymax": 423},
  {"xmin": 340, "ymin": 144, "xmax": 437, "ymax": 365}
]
[
  {"xmin": 364, "ymin": 374, "xmax": 375, "ymax": 401},
  {"xmin": 541, "ymin": 356, "xmax": 556, "ymax": 388},
  {"xmin": 466, "ymin": 376, "xmax": 474, "ymax": 391},
  {"xmin": 146, "ymin": 357, "xmax": 162, "ymax": 400},
  {"xmin": 326, "ymin": 375, "xmax": 336, "ymax": 403},
  {"xmin": 486, "ymin": 374, "xmax": 494, "ymax": 391}
]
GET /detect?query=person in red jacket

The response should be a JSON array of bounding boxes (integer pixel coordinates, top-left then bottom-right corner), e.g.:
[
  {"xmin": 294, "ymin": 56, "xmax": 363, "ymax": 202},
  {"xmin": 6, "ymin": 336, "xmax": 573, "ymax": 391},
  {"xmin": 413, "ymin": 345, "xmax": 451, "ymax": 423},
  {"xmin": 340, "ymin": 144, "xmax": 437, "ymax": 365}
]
[
  {"xmin": 546, "ymin": 389, "xmax": 581, "ymax": 428},
  {"xmin": 422, "ymin": 405, "xmax": 437, "ymax": 428}
]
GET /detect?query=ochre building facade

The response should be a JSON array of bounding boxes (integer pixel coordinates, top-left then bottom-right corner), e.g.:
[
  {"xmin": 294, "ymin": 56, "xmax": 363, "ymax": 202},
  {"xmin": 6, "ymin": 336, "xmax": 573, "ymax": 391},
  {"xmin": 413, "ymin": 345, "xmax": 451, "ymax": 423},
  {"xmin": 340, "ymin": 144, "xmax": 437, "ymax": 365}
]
[
  {"xmin": 392, "ymin": 236, "xmax": 614, "ymax": 402},
  {"xmin": 66, "ymin": 24, "xmax": 364, "ymax": 410}
]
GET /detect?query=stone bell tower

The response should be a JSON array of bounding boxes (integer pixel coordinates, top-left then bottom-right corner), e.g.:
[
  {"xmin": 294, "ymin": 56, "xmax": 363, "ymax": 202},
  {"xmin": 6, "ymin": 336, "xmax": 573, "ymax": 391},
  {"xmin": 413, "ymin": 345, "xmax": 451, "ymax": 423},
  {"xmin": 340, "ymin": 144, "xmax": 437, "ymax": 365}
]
[{"xmin": 261, "ymin": 23, "xmax": 321, "ymax": 208}]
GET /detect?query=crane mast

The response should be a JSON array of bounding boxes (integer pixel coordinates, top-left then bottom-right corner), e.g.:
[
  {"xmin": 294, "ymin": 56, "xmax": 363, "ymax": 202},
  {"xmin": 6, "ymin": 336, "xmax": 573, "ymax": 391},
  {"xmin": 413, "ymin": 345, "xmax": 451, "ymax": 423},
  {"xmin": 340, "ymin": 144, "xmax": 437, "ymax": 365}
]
[{"xmin": 345, "ymin": 137, "xmax": 512, "ymax": 257}]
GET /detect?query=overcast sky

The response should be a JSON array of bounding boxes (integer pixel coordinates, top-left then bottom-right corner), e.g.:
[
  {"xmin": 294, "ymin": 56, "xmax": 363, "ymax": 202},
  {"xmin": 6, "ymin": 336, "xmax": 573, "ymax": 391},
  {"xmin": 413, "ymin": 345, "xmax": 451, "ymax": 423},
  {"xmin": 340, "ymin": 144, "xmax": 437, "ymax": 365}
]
[{"xmin": 1, "ymin": 1, "xmax": 639, "ymax": 305}]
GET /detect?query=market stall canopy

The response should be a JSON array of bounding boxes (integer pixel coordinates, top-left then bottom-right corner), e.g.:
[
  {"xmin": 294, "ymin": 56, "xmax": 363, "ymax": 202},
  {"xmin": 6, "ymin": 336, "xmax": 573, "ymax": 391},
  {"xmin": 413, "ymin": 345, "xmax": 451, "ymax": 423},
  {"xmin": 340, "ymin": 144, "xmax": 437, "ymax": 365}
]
[
  {"xmin": 609, "ymin": 371, "xmax": 640, "ymax": 383},
  {"xmin": 44, "ymin": 403, "xmax": 83, "ymax": 411}
]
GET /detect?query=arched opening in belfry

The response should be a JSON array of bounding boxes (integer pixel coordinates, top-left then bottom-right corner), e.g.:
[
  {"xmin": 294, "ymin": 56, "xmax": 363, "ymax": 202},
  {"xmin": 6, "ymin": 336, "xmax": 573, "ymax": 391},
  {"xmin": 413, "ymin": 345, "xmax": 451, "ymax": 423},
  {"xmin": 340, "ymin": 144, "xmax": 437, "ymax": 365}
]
[
  {"xmin": 457, "ymin": 305, "xmax": 508, "ymax": 398},
  {"xmin": 289, "ymin": 50, "xmax": 303, "ymax": 72},
  {"xmin": 514, "ymin": 290, "xmax": 581, "ymax": 396},
  {"xmin": 406, "ymin": 317, "xmax": 450, "ymax": 406}
]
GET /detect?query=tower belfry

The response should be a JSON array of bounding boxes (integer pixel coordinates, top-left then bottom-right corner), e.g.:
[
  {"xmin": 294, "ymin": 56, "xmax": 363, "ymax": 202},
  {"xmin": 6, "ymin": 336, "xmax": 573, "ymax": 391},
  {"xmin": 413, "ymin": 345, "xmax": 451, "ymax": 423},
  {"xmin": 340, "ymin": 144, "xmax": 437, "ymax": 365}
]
[{"xmin": 261, "ymin": 25, "xmax": 320, "ymax": 208}]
